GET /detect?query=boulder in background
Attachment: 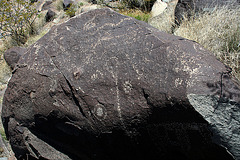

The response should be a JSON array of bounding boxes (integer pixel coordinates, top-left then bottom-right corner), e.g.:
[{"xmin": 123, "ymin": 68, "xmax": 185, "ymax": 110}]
[
  {"xmin": 149, "ymin": 0, "xmax": 178, "ymax": 33},
  {"xmin": 175, "ymin": 0, "xmax": 240, "ymax": 25}
]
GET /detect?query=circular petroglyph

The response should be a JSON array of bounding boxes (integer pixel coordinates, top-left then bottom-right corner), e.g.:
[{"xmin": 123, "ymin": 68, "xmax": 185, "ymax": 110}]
[{"xmin": 93, "ymin": 104, "xmax": 107, "ymax": 119}]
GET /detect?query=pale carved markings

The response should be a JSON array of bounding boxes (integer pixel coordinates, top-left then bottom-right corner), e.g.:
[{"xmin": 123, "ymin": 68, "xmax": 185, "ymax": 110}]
[
  {"xmin": 53, "ymin": 27, "xmax": 58, "ymax": 37},
  {"xmin": 65, "ymin": 26, "xmax": 71, "ymax": 31},
  {"xmin": 83, "ymin": 15, "xmax": 97, "ymax": 31},
  {"xmin": 51, "ymin": 37, "xmax": 66, "ymax": 53},
  {"xmin": 26, "ymin": 43, "xmax": 41, "ymax": 71},
  {"xmin": 132, "ymin": 64, "xmax": 144, "ymax": 80},
  {"xmin": 96, "ymin": 107, "xmax": 103, "ymax": 117},
  {"xmin": 123, "ymin": 81, "xmax": 133, "ymax": 94},
  {"xmin": 174, "ymin": 43, "xmax": 216, "ymax": 90},
  {"xmin": 90, "ymin": 70, "xmax": 104, "ymax": 81},
  {"xmin": 92, "ymin": 104, "xmax": 107, "ymax": 120},
  {"xmin": 115, "ymin": 66, "xmax": 122, "ymax": 121},
  {"xmin": 76, "ymin": 86, "xmax": 85, "ymax": 93},
  {"xmin": 71, "ymin": 66, "xmax": 87, "ymax": 93},
  {"xmin": 85, "ymin": 18, "xmax": 134, "ymax": 50},
  {"xmin": 106, "ymin": 57, "xmax": 124, "ymax": 124},
  {"xmin": 27, "ymin": 44, "xmax": 58, "ymax": 77},
  {"xmin": 193, "ymin": 43, "xmax": 207, "ymax": 52},
  {"xmin": 175, "ymin": 78, "xmax": 183, "ymax": 88},
  {"xmin": 50, "ymin": 27, "xmax": 66, "ymax": 53},
  {"xmin": 83, "ymin": 15, "xmax": 132, "ymax": 35},
  {"xmin": 181, "ymin": 64, "xmax": 201, "ymax": 88},
  {"xmin": 53, "ymin": 101, "xmax": 61, "ymax": 107}
]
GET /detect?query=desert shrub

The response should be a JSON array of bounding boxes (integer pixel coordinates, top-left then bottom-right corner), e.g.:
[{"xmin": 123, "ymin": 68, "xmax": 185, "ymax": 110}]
[
  {"xmin": 174, "ymin": 6, "xmax": 240, "ymax": 80},
  {"xmin": 65, "ymin": 4, "xmax": 78, "ymax": 17},
  {"xmin": 31, "ymin": 11, "xmax": 48, "ymax": 35},
  {"xmin": 0, "ymin": 127, "xmax": 7, "ymax": 141},
  {"xmin": 121, "ymin": 0, "xmax": 155, "ymax": 11},
  {"xmin": 79, "ymin": 2, "xmax": 84, "ymax": 7},
  {"xmin": 0, "ymin": 0, "xmax": 38, "ymax": 45},
  {"xmin": 119, "ymin": 9, "xmax": 151, "ymax": 22}
]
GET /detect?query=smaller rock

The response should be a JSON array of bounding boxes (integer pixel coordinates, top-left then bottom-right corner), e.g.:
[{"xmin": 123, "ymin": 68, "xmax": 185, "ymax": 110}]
[
  {"xmin": 42, "ymin": 0, "xmax": 53, "ymax": 10},
  {"xmin": 151, "ymin": 0, "xmax": 167, "ymax": 17},
  {"xmin": 4, "ymin": 47, "xmax": 27, "ymax": 70},
  {"xmin": 63, "ymin": 0, "xmax": 75, "ymax": 10},
  {"xmin": 45, "ymin": 9, "xmax": 57, "ymax": 22},
  {"xmin": 36, "ymin": 0, "xmax": 53, "ymax": 11},
  {"xmin": 174, "ymin": 0, "xmax": 194, "ymax": 26},
  {"xmin": 148, "ymin": 0, "xmax": 178, "ymax": 33}
]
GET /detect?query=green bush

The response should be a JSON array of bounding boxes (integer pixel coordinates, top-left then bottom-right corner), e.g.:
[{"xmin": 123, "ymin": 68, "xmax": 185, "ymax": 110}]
[
  {"xmin": 129, "ymin": 12, "xmax": 150, "ymax": 22},
  {"xmin": 0, "ymin": 127, "xmax": 7, "ymax": 141},
  {"xmin": 65, "ymin": 4, "xmax": 77, "ymax": 17},
  {"xmin": 120, "ymin": 9, "xmax": 151, "ymax": 23},
  {"xmin": 0, "ymin": 0, "xmax": 38, "ymax": 45}
]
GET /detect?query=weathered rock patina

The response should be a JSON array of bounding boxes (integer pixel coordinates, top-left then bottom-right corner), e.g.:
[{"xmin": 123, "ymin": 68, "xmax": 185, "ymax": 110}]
[
  {"xmin": 4, "ymin": 47, "xmax": 27, "ymax": 70},
  {"xmin": 2, "ymin": 8, "xmax": 240, "ymax": 159}
]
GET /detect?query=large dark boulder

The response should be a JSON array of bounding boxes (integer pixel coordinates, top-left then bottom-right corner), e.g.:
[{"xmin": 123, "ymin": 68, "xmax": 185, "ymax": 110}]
[{"xmin": 2, "ymin": 8, "xmax": 240, "ymax": 160}]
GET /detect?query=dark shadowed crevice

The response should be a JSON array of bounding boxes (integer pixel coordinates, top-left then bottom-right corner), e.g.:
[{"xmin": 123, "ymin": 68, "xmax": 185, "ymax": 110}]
[
  {"xmin": 28, "ymin": 143, "xmax": 40, "ymax": 158},
  {"xmin": 42, "ymin": 47, "xmax": 87, "ymax": 118},
  {"xmin": 142, "ymin": 88, "xmax": 152, "ymax": 106},
  {"xmin": 62, "ymin": 75, "xmax": 87, "ymax": 118}
]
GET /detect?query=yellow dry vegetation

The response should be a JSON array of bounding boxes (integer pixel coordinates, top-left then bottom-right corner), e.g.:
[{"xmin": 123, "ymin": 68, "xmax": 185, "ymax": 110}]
[
  {"xmin": 119, "ymin": 9, "xmax": 151, "ymax": 22},
  {"xmin": 174, "ymin": 6, "xmax": 240, "ymax": 80}
]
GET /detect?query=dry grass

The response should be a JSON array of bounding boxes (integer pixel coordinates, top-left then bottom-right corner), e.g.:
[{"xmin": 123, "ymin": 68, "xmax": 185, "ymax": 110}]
[
  {"xmin": 0, "ymin": 58, "xmax": 11, "ymax": 85},
  {"xmin": 31, "ymin": 10, "xmax": 48, "ymax": 35},
  {"xmin": 54, "ymin": 0, "xmax": 64, "ymax": 11},
  {"xmin": 174, "ymin": 6, "xmax": 240, "ymax": 80},
  {"xmin": 119, "ymin": 9, "xmax": 151, "ymax": 22},
  {"xmin": 25, "ymin": 30, "xmax": 48, "ymax": 47}
]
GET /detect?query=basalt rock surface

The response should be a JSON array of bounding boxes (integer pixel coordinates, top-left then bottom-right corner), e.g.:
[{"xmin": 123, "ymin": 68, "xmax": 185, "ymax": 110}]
[
  {"xmin": 4, "ymin": 47, "xmax": 27, "ymax": 70},
  {"xmin": 2, "ymin": 8, "xmax": 240, "ymax": 160}
]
